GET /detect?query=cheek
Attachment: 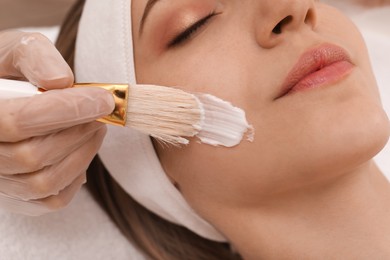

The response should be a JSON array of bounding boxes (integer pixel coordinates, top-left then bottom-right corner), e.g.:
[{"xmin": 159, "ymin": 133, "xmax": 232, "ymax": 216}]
[
  {"xmin": 135, "ymin": 22, "xmax": 274, "ymax": 110},
  {"xmin": 160, "ymin": 72, "xmax": 389, "ymax": 213},
  {"xmin": 166, "ymin": 88, "xmax": 389, "ymax": 212},
  {"xmin": 158, "ymin": 140, "xmax": 269, "ymax": 210}
]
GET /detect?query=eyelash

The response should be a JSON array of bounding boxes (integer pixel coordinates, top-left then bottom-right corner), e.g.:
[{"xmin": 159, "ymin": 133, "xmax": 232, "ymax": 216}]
[{"xmin": 168, "ymin": 12, "xmax": 218, "ymax": 48}]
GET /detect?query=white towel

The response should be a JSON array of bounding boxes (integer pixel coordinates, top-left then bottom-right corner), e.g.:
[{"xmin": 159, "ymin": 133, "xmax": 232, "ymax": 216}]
[{"xmin": 0, "ymin": 188, "xmax": 146, "ymax": 260}]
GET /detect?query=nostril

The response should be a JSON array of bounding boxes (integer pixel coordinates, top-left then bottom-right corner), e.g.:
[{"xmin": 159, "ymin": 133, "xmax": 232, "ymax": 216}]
[
  {"xmin": 272, "ymin": 15, "xmax": 293, "ymax": 34},
  {"xmin": 272, "ymin": 23, "xmax": 282, "ymax": 34},
  {"xmin": 304, "ymin": 8, "xmax": 316, "ymax": 27}
]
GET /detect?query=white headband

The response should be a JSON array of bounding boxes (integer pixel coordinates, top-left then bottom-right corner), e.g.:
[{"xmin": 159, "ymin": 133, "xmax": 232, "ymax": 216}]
[{"xmin": 75, "ymin": 0, "xmax": 227, "ymax": 242}]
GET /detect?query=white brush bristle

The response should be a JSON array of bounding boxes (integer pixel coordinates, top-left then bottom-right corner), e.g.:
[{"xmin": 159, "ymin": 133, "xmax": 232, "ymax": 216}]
[{"xmin": 126, "ymin": 84, "xmax": 202, "ymax": 145}]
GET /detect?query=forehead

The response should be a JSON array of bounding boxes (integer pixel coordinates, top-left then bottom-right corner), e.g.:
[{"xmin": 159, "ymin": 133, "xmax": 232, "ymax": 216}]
[
  {"xmin": 132, "ymin": 0, "xmax": 172, "ymax": 38},
  {"xmin": 132, "ymin": 0, "xmax": 160, "ymax": 19},
  {"xmin": 132, "ymin": 0, "xmax": 147, "ymax": 21},
  {"xmin": 131, "ymin": 0, "xmax": 147, "ymax": 37}
]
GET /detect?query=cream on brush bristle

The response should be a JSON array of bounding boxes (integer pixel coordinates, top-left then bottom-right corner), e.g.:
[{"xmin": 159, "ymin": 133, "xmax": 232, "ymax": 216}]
[
  {"xmin": 127, "ymin": 84, "xmax": 254, "ymax": 147},
  {"xmin": 127, "ymin": 84, "xmax": 203, "ymax": 145}
]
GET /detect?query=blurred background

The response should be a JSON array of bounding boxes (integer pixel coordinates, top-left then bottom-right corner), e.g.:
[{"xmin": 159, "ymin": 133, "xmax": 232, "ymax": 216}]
[{"xmin": 0, "ymin": 0, "xmax": 76, "ymax": 30}]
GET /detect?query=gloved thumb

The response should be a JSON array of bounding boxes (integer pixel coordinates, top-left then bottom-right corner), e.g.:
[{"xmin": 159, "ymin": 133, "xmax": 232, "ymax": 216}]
[{"xmin": 0, "ymin": 30, "xmax": 74, "ymax": 90}]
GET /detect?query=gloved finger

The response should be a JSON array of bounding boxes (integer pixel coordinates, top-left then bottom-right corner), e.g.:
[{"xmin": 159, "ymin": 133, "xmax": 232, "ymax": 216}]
[
  {"xmin": 0, "ymin": 30, "xmax": 73, "ymax": 89},
  {"xmin": 0, "ymin": 126, "xmax": 106, "ymax": 200},
  {"xmin": 0, "ymin": 87, "xmax": 114, "ymax": 142},
  {"xmin": 34, "ymin": 173, "xmax": 87, "ymax": 214},
  {"xmin": 0, "ymin": 173, "xmax": 86, "ymax": 216},
  {"xmin": 0, "ymin": 122, "xmax": 105, "ymax": 174}
]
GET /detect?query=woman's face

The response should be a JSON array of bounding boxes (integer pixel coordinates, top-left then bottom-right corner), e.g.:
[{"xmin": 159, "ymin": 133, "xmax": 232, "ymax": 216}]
[{"xmin": 131, "ymin": 0, "xmax": 389, "ymax": 219}]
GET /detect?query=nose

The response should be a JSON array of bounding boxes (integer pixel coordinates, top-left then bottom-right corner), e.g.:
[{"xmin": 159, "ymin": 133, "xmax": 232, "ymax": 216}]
[{"xmin": 254, "ymin": 0, "xmax": 317, "ymax": 49}]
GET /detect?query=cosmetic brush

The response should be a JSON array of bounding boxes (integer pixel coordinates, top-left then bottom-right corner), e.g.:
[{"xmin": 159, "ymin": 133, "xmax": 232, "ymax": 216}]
[{"xmin": 0, "ymin": 79, "xmax": 253, "ymax": 147}]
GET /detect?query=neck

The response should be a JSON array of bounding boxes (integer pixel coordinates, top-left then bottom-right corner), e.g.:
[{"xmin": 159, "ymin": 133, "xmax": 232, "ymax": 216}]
[{"xmin": 216, "ymin": 161, "xmax": 390, "ymax": 259}]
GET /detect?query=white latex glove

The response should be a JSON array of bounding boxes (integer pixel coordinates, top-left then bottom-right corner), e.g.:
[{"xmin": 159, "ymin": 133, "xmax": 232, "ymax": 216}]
[{"xmin": 0, "ymin": 30, "xmax": 114, "ymax": 216}]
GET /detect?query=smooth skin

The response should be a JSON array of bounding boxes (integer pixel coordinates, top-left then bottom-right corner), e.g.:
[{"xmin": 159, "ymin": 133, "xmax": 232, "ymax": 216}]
[{"xmin": 132, "ymin": 0, "xmax": 390, "ymax": 258}]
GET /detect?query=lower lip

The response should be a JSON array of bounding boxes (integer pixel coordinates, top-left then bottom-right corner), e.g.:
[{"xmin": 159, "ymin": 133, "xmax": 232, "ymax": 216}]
[{"xmin": 288, "ymin": 61, "xmax": 354, "ymax": 94}]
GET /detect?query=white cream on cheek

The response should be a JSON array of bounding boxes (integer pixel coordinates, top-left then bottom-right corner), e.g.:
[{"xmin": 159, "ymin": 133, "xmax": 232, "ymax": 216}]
[{"xmin": 195, "ymin": 93, "xmax": 254, "ymax": 147}]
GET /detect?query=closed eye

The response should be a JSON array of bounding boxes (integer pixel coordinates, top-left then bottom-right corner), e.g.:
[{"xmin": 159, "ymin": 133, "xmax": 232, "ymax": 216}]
[{"xmin": 168, "ymin": 12, "xmax": 218, "ymax": 48}]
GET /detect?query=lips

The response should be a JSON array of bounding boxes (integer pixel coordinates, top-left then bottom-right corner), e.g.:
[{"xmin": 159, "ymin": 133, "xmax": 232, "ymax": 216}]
[{"xmin": 276, "ymin": 44, "xmax": 355, "ymax": 99}]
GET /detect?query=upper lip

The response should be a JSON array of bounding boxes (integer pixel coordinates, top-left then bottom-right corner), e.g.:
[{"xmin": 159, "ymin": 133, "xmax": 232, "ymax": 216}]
[{"xmin": 276, "ymin": 43, "xmax": 352, "ymax": 99}]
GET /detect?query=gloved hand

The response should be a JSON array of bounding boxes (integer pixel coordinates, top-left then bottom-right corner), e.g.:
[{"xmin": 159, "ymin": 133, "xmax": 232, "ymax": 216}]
[{"xmin": 0, "ymin": 30, "xmax": 114, "ymax": 216}]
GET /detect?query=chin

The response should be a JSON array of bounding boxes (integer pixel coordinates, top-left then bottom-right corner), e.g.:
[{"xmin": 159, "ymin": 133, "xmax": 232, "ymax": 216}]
[
  {"xmin": 308, "ymin": 97, "xmax": 389, "ymax": 182},
  {"xmin": 273, "ymin": 83, "xmax": 390, "ymax": 190},
  {"xmin": 343, "ymin": 106, "xmax": 389, "ymax": 166}
]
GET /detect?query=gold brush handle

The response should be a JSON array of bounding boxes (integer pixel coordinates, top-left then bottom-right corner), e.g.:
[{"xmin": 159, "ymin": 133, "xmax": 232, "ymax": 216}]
[
  {"xmin": 0, "ymin": 79, "xmax": 129, "ymax": 127},
  {"xmin": 73, "ymin": 83, "xmax": 129, "ymax": 127}
]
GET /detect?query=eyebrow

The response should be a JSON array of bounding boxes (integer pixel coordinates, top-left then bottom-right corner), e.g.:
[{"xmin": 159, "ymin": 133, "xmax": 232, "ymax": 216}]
[{"xmin": 139, "ymin": 0, "xmax": 162, "ymax": 35}]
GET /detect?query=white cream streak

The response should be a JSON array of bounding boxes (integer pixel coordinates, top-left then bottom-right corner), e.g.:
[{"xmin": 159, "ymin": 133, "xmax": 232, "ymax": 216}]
[{"xmin": 194, "ymin": 94, "xmax": 254, "ymax": 147}]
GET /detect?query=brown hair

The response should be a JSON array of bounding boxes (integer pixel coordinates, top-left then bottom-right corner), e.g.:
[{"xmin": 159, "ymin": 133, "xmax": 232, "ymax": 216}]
[{"xmin": 55, "ymin": 1, "xmax": 241, "ymax": 259}]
